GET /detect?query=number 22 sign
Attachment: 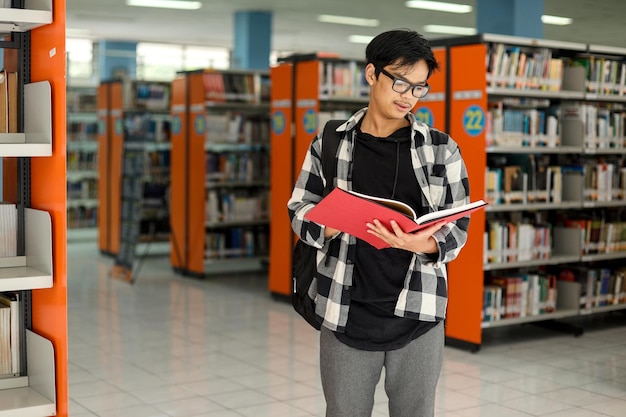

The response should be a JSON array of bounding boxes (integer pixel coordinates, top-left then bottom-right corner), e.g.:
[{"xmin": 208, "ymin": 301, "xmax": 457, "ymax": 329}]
[{"xmin": 462, "ymin": 105, "xmax": 485, "ymax": 137}]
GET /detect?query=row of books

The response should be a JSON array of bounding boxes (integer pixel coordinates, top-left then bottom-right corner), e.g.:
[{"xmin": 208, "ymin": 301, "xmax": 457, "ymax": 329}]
[
  {"xmin": 205, "ymin": 151, "xmax": 269, "ymax": 184},
  {"xmin": 0, "ymin": 69, "xmax": 18, "ymax": 134},
  {"xmin": 67, "ymin": 206, "xmax": 97, "ymax": 229},
  {"xmin": 67, "ymin": 89, "xmax": 97, "ymax": 113},
  {"xmin": 486, "ymin": 43, "xmax": 564, "ymax": 91},
  {"xmin": 485, "ymin": 157, "xmax": 563, "ymax": 204},
  {"xmin": 67, "ymin": 120, "xmax": 97, "ymax": 142},
  {"xmin": 202, "ymin": 71, "xmax": 269, "ymax": 104},
  {"xmin": 563, "ymin": 160, "xmax": 626, "ymax": 202},
  {"xmin": 318, "ymin": 60, "xmax": 369, "ymax": 99},
  {"xmin": 561, "ymin": 103, "xmax": 625, "ymax": 149},
  {"xmin": 483, "ymin": 273, "xmax": 557, "ymax": 322},
  {"xmin": 67, "ymin": 178, "xmax": 98, "ymax": 200},
  {"xmin": 205, "ymin": 190, "xmax": 269, "ymax": 224},
  {"xmin": 126, "ymin": 81, "xmax": 170, "ymax": 110},
  {"xmin": 486, "ymin": 103, "xmax": 559, "ymax": 147},
  {"xmin": 0, "ymin": 292, "xmax": 20, "ymax": 377},
  {"xmin": 558, "ymin": 266, "xmax": 626, "ymax": 309},
  {"xmin": 485, "ymin": 221, "xmax": 552, "ymax": 264},
  {"xmin": 205, "ymin": 112, "xmax": 270, "ymax": 144},
  {"xmin": 124, "ymin": 113, "xmax": 171, "ymax": 143},
  {"xmin": 0, "ymin": 203, "xmax": 16, "ymax": 258},
  {"xmin": 67, "ymin": 150, "xmax": 97, "ymax": 171},
  {"xmin": 572, "ymin": 56, "xmax": 626, "ymax": 96},
  {"xmin": 558, "ymin": 219, "xmax": 626, "ymax": 255},
  {"xmin": 205, "ymin": 226, "xmax": 269, "ymax": 259}
]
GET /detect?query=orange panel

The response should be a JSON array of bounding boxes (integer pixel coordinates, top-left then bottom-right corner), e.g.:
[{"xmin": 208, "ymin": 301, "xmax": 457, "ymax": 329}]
[
  {"xmin": 169, "ymin": 76, "xmax": 188, "ymax": 270},
  {"xmin": 413, "ymin": 47, "xmax": 447, "ymax": 131},
  {"xmin": 268, "ymin": 64, "xmax": 294, "ymax": 295},
  {"xmin": 445, "ymin": 43, "xmax": 488, "ymax": 346},
  {"xmin": 108, "ymin": 82, "xmax": 124, "ymax": 255},
  {"xmin": 29, "ymin": 0, "xmax": 69, "ymax": 415},
  {"xmin": 97, "ymin": 83, "xmax": 110, "ymax": 252},
  {"xmin": 294, "ymin": 60, "xmax": 320, "ymax": 177},
  {"xmin": 185, "ymin": 72, "xmax": 208, "ymax": 275}
]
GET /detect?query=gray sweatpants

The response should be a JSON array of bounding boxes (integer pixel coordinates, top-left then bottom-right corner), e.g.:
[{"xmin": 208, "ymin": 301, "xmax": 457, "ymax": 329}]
[{"xmin": 320, "ymin": 321, "xmax": 444, "ymax": 417}]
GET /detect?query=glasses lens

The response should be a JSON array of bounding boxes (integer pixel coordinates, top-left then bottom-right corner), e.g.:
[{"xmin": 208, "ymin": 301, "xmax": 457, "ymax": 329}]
[
  {"xmin": 391, "ymin": 79, "xmax": 411, "ymax": 94},
  {"xmin": 412, "ymin": 85, "xmax": 430, "ymax": 98}
]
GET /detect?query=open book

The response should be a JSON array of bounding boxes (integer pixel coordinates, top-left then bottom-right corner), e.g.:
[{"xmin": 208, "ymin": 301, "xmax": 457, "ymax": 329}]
[{"xmin": 305, "ymin": 188, "xmax": 487, "ymax": 249}]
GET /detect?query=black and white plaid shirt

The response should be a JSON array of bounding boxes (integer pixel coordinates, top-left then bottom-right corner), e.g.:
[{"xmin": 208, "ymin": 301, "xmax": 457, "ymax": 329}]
[{"xmin": 288, "ymin": 108, "xmax": 470, "ymax": 332}]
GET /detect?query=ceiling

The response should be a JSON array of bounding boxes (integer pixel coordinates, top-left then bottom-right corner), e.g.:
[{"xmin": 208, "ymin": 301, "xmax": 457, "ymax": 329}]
[{"xmin": 66, "ymin": 0, "xmax": 626, "ymax": 60}]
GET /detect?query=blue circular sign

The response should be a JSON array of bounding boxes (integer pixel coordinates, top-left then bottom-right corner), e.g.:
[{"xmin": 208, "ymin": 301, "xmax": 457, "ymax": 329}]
[
  {"xmin": 463, "ymin": 105, "xmax": 485, "ymax": 136},
  {"xmin": 414, "ymin": 107, "xmax": 434, "ymax": 126},
  {"xmin": 171, "ymin": 115, "xmax": 182, "ymax": 135},
  {"xmin": 114, "ymin": 118, "xmax": 123, "ymax": 136},
  {"xmin": 98, "ymin": 119, "xmax": 105, "ymax": 135},
  {"xmin": 303, "ymin": 109, "xmax": 317, "ymax": 135},
  {"xmin": 272, "ymin": 111, "xmax": 286, "ymax": 135},
  {"xmin": 194, "ymin": 114, "xmax": 205, "ymax": 135}
]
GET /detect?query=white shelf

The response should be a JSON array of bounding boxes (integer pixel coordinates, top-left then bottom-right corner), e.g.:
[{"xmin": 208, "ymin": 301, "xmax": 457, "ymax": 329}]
[
  {"xmin": 0, "ymin": 208, "xmax": 52, "ymax": 292},
  {"xmin": 0, "ymin": 330, "xmax": 56, "ymax": 417},
  {"xmin": 0, "ymin": 0, "xmax": 52, "ymax": 33},
  {"xmin": 0, "ymin": 81, "xmax": 52, "ymax": 157}
]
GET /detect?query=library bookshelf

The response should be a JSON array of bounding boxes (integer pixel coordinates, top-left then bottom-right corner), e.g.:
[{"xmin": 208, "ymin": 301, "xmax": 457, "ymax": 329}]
[
  {"xmin": 67, "ymin": 85, "xmax": 98, "ymax": 241},
  {"xmin": 169, "ymin": 69, "xmax": 271, "ymax": 276},
  {"xmin": 97, "ymin": 79, "xmax": 171, "ymax": 257},
  {"xmin": 0, "ymin": 0, "xmax": 67, "ymax": 416},
  {"xmin": 424, "ymin": 33, "xmax": 626, "ymax": 350},
  {"xmin": 268, "ymin": 54, "xmax": 370, "ymax": 297}
]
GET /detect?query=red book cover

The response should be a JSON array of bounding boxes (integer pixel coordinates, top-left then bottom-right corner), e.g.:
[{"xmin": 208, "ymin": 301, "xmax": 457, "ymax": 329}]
[{"xmin": 304, "ymin": 188, "xmax": 487, "ymax": 249}]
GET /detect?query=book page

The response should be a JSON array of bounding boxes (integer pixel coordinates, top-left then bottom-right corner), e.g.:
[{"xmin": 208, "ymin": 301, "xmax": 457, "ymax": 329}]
[
  {"xmin": 346, "ymin": 190, "xmax": 417, "ymax": 220},
  {"xmin": 416, "ymin": 200, "xmax": 488, "ymax": 225}
]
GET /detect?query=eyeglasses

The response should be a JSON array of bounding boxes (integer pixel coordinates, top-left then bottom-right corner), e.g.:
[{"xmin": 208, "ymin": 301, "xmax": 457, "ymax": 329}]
[{"xmin": 377, "ymin": 67, "xmax": 430, "ymax": 98}]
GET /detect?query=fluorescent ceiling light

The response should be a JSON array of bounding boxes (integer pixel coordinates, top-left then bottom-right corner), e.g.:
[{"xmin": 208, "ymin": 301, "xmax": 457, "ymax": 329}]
[
  {"xmin": 405, "ymin": 1, "xmax": 472, "ymax": 13},
  {"xmin": 318, "ymin": 14, "xmax": 380, "ymax": 27},
  {"xmin": 541, "ymin": 15, "xmax": 573, "ymax": 25},
  {"xmin": 349, "ymin": 35, "xmax": 375, "ymax": 44},
  {"xmin": 66, "ymin": 28, "xmax": 91, "ymax": 37},
  {"xmin": 126, "ymin": 0, "xmax": 202, "ymax": 10},
  {"xmin": 423, "ymin": 24, "xmax": 477, "ymax": 35}
]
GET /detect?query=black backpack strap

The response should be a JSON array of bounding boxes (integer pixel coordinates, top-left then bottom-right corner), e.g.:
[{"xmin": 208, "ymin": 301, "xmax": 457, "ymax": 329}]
[{"xmin": 319, "ymin": 119, "xmax": 345, "ymax": 196}]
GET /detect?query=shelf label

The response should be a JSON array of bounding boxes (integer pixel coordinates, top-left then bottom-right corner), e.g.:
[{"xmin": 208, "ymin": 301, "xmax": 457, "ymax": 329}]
[
  {"xmin": 419, "ymin": 92, "xmax": 445, "ymax": 102},
  {"xmin": 303, "ymin": 109, "xmax": 317, "ymax": 135},
  {"xmin": 272, "ymin": 99, "xmax": 291, "ymax": 108},
  {"xmin": 114, "ymin": 118, "xmax": 123, "ymax": 136},
  {"xmin": 194, "ymin": 114, "xmax": 205, "ymax": 135},
  {"xmin": 414, "ymin": 107, "xmax": 434, "ymax": 126},
  {"xmin": 297, "ymin": 99, "xmax": 317, "ymax": 108},
  {"xmin": 272, "ymin": 111, "xmax": 286, "ymax": 135},
  {"xmin": 463, "ymin": 105, "xmax": 485, "ymax": 137},
  {"xmin": 171, "ymin": 114, "xmax": 182, "ymax": 135},
  {"xmin": 454, "ymin": 90, "xmax": 483, "ymax": 100}
]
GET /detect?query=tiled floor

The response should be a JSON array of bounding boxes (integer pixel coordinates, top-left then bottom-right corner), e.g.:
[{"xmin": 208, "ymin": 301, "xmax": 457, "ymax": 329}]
[{"xmin": 67, "ymin": 241, "xmax": 626, "ymax": 417}]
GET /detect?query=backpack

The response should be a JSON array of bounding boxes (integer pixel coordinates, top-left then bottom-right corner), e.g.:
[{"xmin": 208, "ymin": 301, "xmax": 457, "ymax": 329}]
[{"xmin": 291, "ymin": 119, "xmax": 344, "ymax": 330}]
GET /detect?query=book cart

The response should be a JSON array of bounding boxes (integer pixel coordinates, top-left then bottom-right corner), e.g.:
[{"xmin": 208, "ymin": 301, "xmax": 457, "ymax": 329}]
[
  {"xmin": 169, "ymin": 69, "xmax": 271, "ymax": 276},
  {"xmin": 0, "ymin": 0, "xmax": 68, "ymax": 415},
  {"xmin": 97, "ymin": 79, "xmax": 171, "ymax": 258},
  {"xmin": 423, "ymin": 33, "xmax": 626, "ymax": 351}
]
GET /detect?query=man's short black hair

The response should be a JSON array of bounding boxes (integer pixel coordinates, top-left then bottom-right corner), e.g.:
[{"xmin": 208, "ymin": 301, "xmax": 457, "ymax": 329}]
[{"xmin": 366, "ymin": 29, "xmax": 440, "ymax": 77}]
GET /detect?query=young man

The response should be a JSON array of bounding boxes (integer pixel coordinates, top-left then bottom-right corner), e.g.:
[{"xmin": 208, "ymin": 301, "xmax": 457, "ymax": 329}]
[{"xmin": 287, "ymin": 29, "xmax": 471, "ymax": 417}]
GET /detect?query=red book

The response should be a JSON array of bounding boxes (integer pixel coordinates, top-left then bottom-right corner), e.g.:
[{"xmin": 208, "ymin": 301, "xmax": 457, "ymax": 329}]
[{"xmin": 304, "ymin": 188, "xmax": 487, "ymax": 249}]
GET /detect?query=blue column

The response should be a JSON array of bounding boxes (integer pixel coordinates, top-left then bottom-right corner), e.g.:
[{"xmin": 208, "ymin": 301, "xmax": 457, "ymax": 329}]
[
  {"xmin": 476, "ymin": 0, "xmax": 543, "ymax": 38},
  {"xmin": 98, "ymin": 40, "xmax": 137, "ymax": 81},
  {"xmin": 233, "ymin": 11, "xmax": 272, "ymax": 70}
]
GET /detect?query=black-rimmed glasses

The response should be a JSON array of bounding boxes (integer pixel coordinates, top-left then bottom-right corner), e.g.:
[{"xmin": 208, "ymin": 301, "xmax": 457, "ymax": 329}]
[{"xmin": 377, "ymin": 67, "xmax": 430, "ymax": 98}]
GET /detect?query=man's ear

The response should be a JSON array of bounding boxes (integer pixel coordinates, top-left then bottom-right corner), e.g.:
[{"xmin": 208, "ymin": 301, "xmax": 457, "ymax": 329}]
[{"xmin": 365, "ymin": 63, "xmax": 377, "ymax": 85}]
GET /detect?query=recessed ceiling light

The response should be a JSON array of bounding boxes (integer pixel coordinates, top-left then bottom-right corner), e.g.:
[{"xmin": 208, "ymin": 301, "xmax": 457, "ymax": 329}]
[
  {"xmin": 423, "ymin": 25, "xmax": 477, "ymax": 35},
  {"xmin": 126, "ymin": 0, "xmax": 202, "ymax": 10},
  {"xmin": 318, "ymin": 14, "xmax": 380, "ymax": 27},
  {"xmin": 348, "ymin": 35, "xmax": 375, "ymax": 44},
  {"xmin": 541, "ymin": 15, "xmax": 573, "ymax": 25},
  {"xmin": 405, "ymin": 1, "xmax": 472, "ymax": 14}
]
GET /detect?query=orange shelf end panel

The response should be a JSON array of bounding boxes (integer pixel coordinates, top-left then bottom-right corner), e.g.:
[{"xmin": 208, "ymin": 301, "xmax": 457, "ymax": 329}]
[
  {"xmin": 97, "ymin": 83, "xmax": 111, "ymax": 253},
  {"xmin": 413, "ymin": 47, "xmax": 447, "ymax": 131},
  {"xmin": 445, "ymin": 43, "xmax": 488, "ymax": 346},
  {"xmin": 29, "ymin": 0, "xmax": 69, "ymax": 415},
  {"xmin": 184, "ymin": 72, "xmax": 207, "ymax": 275},
  {"xmin": 268, "ymin": 63, "xmax": 294, "ymax": 295},
  {"xmin": 294, "ymin": 60, "xmax": 320, "ymax": 180},
  {"xmin": 169, "ymin": 75, "xmax": 188, "ymax": 270},
  {"xmin": 108, "ymin": 81, "xmax": 125, "ymax": 256}
]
